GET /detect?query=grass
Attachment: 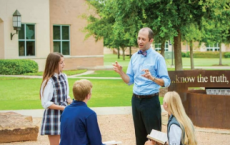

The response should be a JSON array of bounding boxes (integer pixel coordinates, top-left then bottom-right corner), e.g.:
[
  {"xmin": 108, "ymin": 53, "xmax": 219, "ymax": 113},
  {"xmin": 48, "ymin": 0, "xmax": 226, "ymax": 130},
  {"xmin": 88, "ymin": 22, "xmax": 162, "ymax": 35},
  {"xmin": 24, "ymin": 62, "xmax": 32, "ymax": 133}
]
[
  {"xmin": 81, "ymin": 54, "xmax": 230, "ymax": 77},
  {"xmin": 1, "ymin": 54, "xmax": 229, "ymax": 110},
  {"xmin": 166, "ymin": 57, "xmax": 230, "ymax": 67},
  {"xmin": 104, "ymin": 54, "xmax": 230, "ymax": 67},
  {"xmin": 82, "ymin": 67, "xmax": 176, "ymax": 77},
  {"xmin": 0, "ymin": 77, "xmax": 163, "ymax": 110},
  {"xmin": 104, "ymin": 54, "xmax": 131, "ymax": 67},
  {"xmin": 24, "ymin": 69, "xmax": 87, "ymax": 76}
]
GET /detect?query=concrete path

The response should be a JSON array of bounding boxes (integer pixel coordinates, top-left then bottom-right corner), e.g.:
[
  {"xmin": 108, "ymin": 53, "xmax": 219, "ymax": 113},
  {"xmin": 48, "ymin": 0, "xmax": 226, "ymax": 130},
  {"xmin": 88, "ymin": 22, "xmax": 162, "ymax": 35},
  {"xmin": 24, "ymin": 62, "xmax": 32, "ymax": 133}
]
[
  {"xmin": 70, "ymin": 70, "xmax": 95, "ymax": 77},
  {"xmin": 1, "ymin": 65, "xmax": 229, "ymax": 79},
  {"xmin": 169, "ymin": 66, "xmax": 230, "ymax": 69},
  {"xmin": 0, "ymin": 106, "xmax": 166, "ymax": 117}
]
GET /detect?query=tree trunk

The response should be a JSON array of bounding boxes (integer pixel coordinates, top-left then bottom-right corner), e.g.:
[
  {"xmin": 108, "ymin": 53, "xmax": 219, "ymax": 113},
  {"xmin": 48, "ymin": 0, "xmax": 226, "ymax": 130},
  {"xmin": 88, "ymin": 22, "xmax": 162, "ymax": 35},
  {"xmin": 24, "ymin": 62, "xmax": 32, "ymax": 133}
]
[
  {"xmin": 219, "ymin": 44, "xmax": 222, "ymax": 65},
  {"xmin": 173, "ymin": 30, "xmax": 183, "ymax": 70},
  {"xmin": 117, "ymin": 48, "xmax": 120, "ymax": 59},
  {"xmin": 160, "ymin": 40, "xmax": 165, "ymax": 57},
  {"xmin": 129, "ymin": 46, "xmax": 132, "ymax": 58},
  {"xmin": 121, "ymin": 47, "xmax": 125, "ymax": 60},
  {"xmin": 189, "ymin": 41, "xmax": 194, "ymax": 70}
]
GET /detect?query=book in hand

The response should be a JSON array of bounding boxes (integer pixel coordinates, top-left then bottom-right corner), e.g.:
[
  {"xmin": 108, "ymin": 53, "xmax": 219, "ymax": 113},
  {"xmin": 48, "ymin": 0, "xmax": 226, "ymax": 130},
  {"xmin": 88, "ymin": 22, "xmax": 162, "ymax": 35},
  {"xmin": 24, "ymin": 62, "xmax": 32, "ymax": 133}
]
[
  {"xmin": 147, "ymin": 129, "xmax": 168, "ymax": 145},
  {"xmin": 103, "ymin": 140, "xmax": 122, "ymax": 145}
]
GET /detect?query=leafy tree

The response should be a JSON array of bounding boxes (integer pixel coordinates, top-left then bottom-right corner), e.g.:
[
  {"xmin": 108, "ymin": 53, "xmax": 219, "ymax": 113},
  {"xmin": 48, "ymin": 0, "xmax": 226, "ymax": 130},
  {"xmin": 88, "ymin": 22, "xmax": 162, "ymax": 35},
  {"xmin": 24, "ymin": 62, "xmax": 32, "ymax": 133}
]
[
  {"xmin": 182, "ymin": 23, "xmax": 202, "ymax": 69},
  {"xmin": 83, "ymin": 0, "xmax": 137, "ymax": 60},
  {"xmin": 201, "ymin": 1, "xmax": 230, "ymax": 65},
  {"xmin": 84, "ymin": 0, "xmax": 230, "ymax": 70}
]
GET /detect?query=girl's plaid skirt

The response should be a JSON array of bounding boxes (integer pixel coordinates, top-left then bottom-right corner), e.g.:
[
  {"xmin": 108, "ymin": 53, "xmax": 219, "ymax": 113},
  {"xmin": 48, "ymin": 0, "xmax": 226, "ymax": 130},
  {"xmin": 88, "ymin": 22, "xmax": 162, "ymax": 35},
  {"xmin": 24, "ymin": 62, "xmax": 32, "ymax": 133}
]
[{"xmin": 40, "ymin": 108, "xmax": 63, "ymax": 135}]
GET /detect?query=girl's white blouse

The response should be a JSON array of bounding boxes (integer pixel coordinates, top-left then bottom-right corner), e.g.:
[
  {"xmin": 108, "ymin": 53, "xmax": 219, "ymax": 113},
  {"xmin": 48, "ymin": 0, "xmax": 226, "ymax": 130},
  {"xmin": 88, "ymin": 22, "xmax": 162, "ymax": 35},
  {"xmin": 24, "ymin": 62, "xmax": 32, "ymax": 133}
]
[
  {"xmin": 40, "ymin": 73, "xmax": 70, "ymax": 109},
  {"xmin": 169, "ymin": 124, "xmax": 182, "ymax": 145}
]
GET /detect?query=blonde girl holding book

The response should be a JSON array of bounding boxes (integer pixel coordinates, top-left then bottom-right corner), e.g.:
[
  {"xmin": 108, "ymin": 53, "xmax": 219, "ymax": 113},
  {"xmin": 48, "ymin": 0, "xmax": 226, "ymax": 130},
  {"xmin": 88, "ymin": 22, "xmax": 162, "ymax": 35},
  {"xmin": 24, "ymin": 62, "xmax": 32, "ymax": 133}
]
[{"xmin": 145, "ymin": 91, "xmax": 197, "ymax": 145}]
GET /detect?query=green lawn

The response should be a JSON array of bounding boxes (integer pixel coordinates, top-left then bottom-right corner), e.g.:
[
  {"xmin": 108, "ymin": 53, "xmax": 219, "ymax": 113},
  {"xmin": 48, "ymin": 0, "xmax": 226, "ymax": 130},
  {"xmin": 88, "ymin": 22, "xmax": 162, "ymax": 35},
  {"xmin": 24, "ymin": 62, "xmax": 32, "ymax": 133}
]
[
  {"xmin": 170, "ymin": 58, "xmax": 230, "ymax": 67},
  {"xmin": 104, "ymin": 54, "xmax": 131, "ymax": 67},
  {"xmin": 81, "ymin": 54, "xmax": 229, "ymax": 77},
  {"xmin": 82, "ymin": 67, "xmax": 175, "ymax": 77},
  {"xmin": 0, "ymin": 77, "xmax": 163, "ymax": 110},
  {"xmin": 104, "ymin": 54, "xmax": 230, "ymax": 67},
  {"xmin": 1, "ymin": 54, "xmax": 229, "ymax": 110}
]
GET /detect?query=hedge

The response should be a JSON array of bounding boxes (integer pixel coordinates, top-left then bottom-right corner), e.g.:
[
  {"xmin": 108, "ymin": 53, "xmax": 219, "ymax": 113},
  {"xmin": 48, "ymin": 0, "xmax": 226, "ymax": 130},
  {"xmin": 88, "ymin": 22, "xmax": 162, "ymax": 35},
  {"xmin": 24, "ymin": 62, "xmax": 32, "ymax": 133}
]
[
  {"xmin": 181, "ymin": 51, "xmax": 230, "ymax": 58},
  {"xmin": 224, "ymin": 52, "xmax": 230, "ymax": 58},
  {"xmin": 0, "ymin": 59, "xmax": 38, "ymax": 75}
]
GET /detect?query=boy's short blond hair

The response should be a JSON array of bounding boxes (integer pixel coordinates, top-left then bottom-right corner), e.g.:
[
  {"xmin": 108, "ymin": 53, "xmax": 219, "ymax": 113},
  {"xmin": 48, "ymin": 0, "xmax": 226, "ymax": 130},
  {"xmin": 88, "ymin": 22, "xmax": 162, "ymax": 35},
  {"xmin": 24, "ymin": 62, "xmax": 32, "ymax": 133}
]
[{"xmin": 72, "ymin": 79, "xmax": 93, "ymax": 101}]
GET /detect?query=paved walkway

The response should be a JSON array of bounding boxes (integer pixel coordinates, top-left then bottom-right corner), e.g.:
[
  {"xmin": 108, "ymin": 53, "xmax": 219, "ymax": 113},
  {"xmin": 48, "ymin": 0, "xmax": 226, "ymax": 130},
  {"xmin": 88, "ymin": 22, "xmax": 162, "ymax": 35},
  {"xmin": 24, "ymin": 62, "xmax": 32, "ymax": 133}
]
[
  {"xmin": 0, "ymin": 65, "xmax": 229, "ymax": 79},
  {"xmin": 0, "ymin": 106, "xmax": 166, "ymax": 117}
]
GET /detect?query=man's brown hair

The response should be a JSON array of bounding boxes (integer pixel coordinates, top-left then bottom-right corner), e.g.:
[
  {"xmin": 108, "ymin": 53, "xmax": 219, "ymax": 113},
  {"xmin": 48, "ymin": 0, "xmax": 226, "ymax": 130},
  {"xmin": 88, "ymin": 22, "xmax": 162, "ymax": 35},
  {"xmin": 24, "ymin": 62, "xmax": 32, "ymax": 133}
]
[
  {"xmin": 73, "ymin": 79, "xmax": 93, "ymax": 101},
  {"xmin": 139, "ymin": 27, "xmax": 154, "ymax": 41}
]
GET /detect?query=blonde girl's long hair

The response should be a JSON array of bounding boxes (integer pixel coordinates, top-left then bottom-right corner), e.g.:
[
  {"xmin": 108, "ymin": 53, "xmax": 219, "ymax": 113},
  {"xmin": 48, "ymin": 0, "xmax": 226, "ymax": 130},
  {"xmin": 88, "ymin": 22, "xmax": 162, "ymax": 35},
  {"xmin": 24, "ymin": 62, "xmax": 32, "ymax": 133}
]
[
  {"xmin": 164, "ymin": 91, "xmax": 197, "ymax": 145},
  {"xmin": 39, "ymin": 52, "xmax": 63, "ymax": 99}
]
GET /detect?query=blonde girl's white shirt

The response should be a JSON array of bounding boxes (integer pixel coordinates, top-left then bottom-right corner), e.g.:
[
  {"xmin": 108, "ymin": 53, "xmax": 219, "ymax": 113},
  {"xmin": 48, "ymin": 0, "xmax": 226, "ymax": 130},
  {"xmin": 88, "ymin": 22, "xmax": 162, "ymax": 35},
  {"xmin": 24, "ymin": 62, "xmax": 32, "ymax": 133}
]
[
  {"xmin": 40, "ymin": 73, "xmax": 70, "ymax": 109},
  {"xmin": 169, "ymin": 124, "xmax": 182, "ymax": 145}
]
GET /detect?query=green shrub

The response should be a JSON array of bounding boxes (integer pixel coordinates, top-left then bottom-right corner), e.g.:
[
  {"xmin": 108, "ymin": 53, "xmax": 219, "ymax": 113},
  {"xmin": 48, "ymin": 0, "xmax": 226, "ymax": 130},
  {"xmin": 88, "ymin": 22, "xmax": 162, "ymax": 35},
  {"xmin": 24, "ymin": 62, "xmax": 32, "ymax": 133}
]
[
  {"xmin": 193, "ymin": 51, "xmax": 221, "ymax": 58},
  {"xmin": 224, "ymin": 52, "xmax": 230, "ymax": 58},
  {"xmin": 185, "ymin": 52, "xmax": 190, "ymax": 57},
  {"xmin": 0, "ymin": 59, "xmax": 38, "ymax": 75},
  {"xmin": 180, "ymin": 51, "xmax": 230, "ymax": 58},
  {"xmin": 181, "ymin": 52, "xmax": 186, "ymax": 57}
]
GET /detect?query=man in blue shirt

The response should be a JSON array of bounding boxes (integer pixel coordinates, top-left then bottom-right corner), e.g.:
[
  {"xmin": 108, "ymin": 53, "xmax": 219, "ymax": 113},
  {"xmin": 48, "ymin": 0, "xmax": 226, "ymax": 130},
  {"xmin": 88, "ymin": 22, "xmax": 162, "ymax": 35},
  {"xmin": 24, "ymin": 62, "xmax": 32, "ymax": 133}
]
[
  {"xmin": 60, "ymin": 79, "xmax": 104, "ymax": 145},
  {"xmin": 113, "ymin": 27, "xmax": 170, "ymax": 145}
]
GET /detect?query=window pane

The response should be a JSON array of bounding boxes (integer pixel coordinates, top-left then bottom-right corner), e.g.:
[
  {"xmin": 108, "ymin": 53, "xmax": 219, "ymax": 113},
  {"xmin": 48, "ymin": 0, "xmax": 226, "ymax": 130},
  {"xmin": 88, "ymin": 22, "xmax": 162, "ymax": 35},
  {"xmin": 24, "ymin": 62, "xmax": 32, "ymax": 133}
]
[
  {"xmin": 26, "ymin": 41, "xmax": 35, "ymax": 56},
  {"xmin": 54, "ymin": 42, "xmax": 61, "ymax": 53},
  {"xmin": 26, "ymin": 25, "xmax": 35, "ymax": 39},
  {"xmin": 62, "ymin": 42, "xmax": 70, "ymax": 55},
  {"xmin": 19, "ymin": 24, "xmax": 25, "ymax": 39},
  {"xmin": 165, "ymin": 42, "xmax": 168, "ymax": 48},
  {"xmin": 62, "ymin": 26, "xmax": 69, "ymax": 40},
  {"xmin": 155, "ymin": 43, "xmax": 161, "ymax": 49},
  {"xmin": 53, "ymin": 26, "xmax": 60, "ymax": 40},
  {"xmin": 19, "ymin": 41, "xmax": 25, "ymax": 56},
  {"xmin": 158, "ymin": 44, "xmax": 161, "ymax": 48}
]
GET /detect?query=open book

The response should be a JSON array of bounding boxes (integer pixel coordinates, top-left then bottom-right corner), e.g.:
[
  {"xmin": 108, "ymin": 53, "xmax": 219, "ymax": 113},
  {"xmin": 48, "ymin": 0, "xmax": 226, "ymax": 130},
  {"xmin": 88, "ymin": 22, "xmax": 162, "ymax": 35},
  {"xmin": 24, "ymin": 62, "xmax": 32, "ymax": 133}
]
[
  {"xmin": 103, "ymin": 140, "xmax": 122, "ymax": 145},
  {"xmin": 147, "ymin": 129, "xmax": 168, "ymax": 145}
]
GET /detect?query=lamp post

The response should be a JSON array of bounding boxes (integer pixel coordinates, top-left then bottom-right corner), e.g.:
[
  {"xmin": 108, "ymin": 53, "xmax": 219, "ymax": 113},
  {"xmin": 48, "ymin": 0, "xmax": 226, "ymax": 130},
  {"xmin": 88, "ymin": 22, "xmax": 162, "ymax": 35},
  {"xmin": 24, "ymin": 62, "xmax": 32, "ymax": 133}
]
[
  {"xmin": 169, "ymin": 40, "xmax": 174, "ymax": 66},
  {"xmin": 11, "ymin": 10, "xmax": 21, "ymax": 40}
]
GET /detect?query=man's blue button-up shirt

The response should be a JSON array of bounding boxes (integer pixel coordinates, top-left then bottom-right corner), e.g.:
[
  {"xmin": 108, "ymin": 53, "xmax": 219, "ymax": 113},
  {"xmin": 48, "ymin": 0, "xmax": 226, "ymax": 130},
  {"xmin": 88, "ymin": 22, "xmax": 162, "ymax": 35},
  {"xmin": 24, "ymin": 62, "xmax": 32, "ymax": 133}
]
[{"xmin": 126, "ymin": 48, "xmax": 170, "ymax": 95}]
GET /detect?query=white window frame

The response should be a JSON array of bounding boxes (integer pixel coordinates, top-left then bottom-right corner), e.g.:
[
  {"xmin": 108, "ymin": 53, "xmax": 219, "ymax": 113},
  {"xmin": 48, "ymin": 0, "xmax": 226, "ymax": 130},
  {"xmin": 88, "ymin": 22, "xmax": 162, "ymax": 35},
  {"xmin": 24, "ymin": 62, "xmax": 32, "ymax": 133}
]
[
  {"xmin": 18, "ymin": 24, "xmax": 36, "ymax": 57},
  {"xmin": 154, "ymin": 41, "xmax": 169, "ymax": 51},
  {"xmin": 206, "ymin": 43, "xmax": 219, "ymax": 51},
  {"xmin": 53, "ymin": 25, "xmax": 70, "ymax": 55}
]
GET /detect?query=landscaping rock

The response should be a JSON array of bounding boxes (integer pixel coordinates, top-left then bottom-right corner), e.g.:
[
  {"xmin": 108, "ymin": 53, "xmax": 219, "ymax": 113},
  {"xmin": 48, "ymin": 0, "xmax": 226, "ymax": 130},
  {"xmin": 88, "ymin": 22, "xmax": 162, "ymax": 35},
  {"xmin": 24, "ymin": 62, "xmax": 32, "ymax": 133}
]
[{"xmin": 0, "ymin": 112, "xmax": 39, "ymax": 143}]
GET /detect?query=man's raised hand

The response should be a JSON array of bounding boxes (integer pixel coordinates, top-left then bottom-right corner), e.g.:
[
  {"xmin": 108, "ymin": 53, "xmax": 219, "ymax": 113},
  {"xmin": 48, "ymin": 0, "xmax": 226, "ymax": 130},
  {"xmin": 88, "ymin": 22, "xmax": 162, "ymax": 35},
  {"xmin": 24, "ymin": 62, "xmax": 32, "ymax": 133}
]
[
  {"xmin": 142, "ymin": 69, "xmax": 152, "ymax": 79},
  {"xmin": 113, "ymin": 61, "xmax": 122, "ymax": 74}
]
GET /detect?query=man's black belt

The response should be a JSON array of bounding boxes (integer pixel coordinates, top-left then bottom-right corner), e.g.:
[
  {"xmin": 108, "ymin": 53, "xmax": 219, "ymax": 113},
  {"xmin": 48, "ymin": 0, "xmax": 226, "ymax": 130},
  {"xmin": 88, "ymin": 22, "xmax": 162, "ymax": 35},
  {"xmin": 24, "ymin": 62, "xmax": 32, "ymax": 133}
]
[{"xmin": 133, "ymin": 93, "xmax": 159, "ymax": 99}]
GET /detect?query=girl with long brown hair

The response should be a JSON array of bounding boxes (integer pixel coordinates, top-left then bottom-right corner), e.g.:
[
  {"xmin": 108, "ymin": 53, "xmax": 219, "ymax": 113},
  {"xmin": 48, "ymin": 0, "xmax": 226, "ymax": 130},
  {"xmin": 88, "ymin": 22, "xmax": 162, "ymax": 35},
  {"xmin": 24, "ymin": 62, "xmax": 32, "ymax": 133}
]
[
  {"xmin": 40, "ymin": 52, "xmax": 72, "ymax": 145},
  {"xmin": 145, "ymin": 91, "xmax": 197, "ymax": 145}
]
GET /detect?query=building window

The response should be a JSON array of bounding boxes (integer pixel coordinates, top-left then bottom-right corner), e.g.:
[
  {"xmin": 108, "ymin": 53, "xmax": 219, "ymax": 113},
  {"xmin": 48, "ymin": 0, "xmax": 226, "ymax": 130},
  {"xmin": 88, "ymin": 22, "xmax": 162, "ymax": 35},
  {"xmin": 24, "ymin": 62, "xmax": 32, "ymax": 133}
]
[
  {"xmin": 206, "ymin": 43, "xmax": 219, "ymax": 51},
  {"xmin": 18, "ymin": 24, "xmax": 35, "ymax": 56},
  {"xmin": 53, "ymin": 25, "xmax": 70, "ymax": 55},
  {"xmin": 154, "ymin": 42, "xmax": 169, "ymax": 51}
]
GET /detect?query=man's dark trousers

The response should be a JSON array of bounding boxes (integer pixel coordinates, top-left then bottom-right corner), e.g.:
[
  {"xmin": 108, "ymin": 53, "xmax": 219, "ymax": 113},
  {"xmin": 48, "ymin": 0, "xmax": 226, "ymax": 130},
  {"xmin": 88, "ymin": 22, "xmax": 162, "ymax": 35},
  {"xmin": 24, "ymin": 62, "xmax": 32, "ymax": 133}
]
[{"xmin": 132, "ymin": 94, "xmax": 162, "ymax": 145}]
